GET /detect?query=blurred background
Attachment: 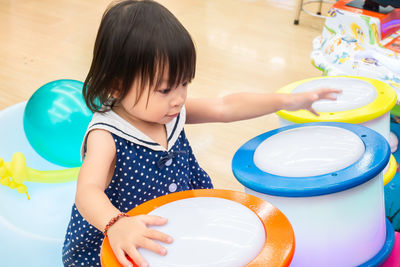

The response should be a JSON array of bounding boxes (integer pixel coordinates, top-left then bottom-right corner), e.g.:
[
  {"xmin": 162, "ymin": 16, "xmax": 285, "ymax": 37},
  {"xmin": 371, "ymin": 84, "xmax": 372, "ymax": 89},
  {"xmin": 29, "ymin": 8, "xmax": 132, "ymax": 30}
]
[{"xmin": 0, "ymin": 0, "xmax": 330, "ymax": 191}]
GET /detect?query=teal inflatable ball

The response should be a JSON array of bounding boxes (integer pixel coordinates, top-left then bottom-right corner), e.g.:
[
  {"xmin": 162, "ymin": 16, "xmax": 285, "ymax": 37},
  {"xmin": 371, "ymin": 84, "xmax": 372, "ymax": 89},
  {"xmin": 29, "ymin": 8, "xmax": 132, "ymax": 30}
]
[{"xmin": 23, "ymin": 79, "xmax": 92, "ymax": 167}]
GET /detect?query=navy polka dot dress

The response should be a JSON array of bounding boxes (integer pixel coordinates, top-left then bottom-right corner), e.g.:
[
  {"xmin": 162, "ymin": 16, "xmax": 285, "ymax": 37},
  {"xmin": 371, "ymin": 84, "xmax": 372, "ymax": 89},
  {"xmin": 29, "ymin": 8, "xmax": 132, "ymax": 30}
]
[{"xmin": 62, "ymin": 107, "xmax": 213, "ymax": 266}]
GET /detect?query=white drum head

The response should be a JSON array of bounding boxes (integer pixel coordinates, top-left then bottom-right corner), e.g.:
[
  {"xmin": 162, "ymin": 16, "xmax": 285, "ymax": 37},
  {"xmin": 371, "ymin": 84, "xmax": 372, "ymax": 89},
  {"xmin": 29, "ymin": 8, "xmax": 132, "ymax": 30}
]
[
  {"xmin": 292, "ymin": 77, "xmax": 377, "ymax": 112},
  {"xmin": 139, "ymin": 197, "xmax": 266, "ymax": 267},
  {"xmin": 254, "ymin": 126, "xmax": 365, "ymax": 177}
]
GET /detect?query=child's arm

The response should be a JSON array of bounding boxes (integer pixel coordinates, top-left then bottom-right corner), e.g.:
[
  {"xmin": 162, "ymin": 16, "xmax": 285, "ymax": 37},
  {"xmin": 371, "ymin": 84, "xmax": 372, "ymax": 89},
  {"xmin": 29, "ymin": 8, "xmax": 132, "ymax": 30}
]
[
  {"xmin": 185, "ymin": 88, "xmax": 340, "ymax": 124},
  {"xmin": 75, "ymin": 129, "xmax": 172, "ymax": 267}
]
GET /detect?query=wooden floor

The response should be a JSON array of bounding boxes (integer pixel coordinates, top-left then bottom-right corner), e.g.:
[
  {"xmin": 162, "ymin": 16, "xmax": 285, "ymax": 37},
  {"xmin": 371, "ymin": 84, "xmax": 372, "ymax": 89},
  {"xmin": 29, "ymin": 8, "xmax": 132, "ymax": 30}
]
[{"xmin": 0, "ymin": 0, "xmax": 331, "ymax": 191}]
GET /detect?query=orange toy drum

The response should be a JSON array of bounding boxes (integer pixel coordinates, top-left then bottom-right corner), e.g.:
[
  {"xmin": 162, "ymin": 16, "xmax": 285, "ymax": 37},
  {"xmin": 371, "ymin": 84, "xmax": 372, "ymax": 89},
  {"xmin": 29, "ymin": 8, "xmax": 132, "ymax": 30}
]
[{"xmin": 101, "ymin": 189, "xmax": 295, "ymax": 267}]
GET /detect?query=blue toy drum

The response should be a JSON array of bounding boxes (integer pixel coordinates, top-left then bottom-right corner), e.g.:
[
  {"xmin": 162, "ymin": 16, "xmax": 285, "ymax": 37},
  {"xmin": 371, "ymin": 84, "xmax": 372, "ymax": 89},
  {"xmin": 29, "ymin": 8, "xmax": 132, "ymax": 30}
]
[{"xmin": 233, "ymin": 122, "xmax": 395, "ymax": 266}]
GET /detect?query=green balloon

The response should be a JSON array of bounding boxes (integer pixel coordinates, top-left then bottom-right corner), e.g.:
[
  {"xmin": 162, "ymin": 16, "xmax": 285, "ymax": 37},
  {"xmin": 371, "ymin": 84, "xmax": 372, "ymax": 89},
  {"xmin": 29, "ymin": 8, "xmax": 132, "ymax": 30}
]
[{"xmin": 23, "ymin": 80, "xmax": 92, "ymax": 167}]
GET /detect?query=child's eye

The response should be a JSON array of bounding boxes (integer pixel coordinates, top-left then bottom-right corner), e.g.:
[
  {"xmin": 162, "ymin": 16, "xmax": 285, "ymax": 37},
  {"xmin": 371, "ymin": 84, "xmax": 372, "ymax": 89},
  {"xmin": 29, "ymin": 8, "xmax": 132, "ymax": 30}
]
[
  {"xmin": 158, "ymin": 88, "xmax": 171, "ymax": 94},
  {"xmin": 182, "ymin": 81, "xmax": 188, "ymax": 87}
]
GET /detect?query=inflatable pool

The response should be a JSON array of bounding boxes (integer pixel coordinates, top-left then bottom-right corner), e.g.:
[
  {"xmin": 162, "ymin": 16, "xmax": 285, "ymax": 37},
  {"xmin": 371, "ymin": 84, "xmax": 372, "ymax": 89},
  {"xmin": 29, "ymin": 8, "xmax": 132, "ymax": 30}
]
[
  {"xmin": 0, "ymin": 79, "xmax": 92, "ymax": 266},
  {"xmin": 0, "ymin": 102, "xmax": 78, "ymax": 267}
]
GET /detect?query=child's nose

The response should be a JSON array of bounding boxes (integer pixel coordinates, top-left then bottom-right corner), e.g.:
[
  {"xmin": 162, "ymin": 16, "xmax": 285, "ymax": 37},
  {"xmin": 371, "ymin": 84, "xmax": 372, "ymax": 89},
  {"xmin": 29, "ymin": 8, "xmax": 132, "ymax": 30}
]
[
  {"xmin": 171, "ymin": 95, "xmax": 184, "ymax": 107},
  {"xmin": 171, "ymin": 90, "xmax": 186, "ymax": 107}
]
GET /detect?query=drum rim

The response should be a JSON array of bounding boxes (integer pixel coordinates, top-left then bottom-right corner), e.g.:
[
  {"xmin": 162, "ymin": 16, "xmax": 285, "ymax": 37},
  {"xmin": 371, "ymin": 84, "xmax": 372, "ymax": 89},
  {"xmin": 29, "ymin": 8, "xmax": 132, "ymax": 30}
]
[
  {"xmin": 100, "ymin": 189, "xmax": 295, "ymax": 267},
  {"xmin": 276, "ymin": 76, "xmax": 396, "ymax": 124},
  {"xmin": 232, "ymin": 122, "xmax": 390, "ymax": 197}
]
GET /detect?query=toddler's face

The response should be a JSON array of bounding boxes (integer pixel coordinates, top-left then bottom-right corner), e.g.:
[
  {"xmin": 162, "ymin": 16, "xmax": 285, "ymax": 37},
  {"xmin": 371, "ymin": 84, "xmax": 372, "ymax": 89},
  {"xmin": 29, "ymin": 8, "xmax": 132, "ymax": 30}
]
[{"xmin": 116, "ymin": 75, "xmax": 188, "ymax": 125}]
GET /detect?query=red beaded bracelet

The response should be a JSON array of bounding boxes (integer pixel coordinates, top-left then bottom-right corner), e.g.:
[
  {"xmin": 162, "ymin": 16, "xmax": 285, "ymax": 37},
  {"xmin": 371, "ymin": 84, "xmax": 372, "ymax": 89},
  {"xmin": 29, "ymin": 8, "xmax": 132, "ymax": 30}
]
[{"xmin": 104, "ymin": 213, "xmax": 129, "ymax": 237}]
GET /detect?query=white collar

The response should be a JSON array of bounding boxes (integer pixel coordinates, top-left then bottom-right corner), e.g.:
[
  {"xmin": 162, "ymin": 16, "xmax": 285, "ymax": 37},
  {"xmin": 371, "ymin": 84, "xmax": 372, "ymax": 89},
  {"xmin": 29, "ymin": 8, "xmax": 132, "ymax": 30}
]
[{"xmin": 81, "ymin": 106, "xmax": 186, "ymax": 159}]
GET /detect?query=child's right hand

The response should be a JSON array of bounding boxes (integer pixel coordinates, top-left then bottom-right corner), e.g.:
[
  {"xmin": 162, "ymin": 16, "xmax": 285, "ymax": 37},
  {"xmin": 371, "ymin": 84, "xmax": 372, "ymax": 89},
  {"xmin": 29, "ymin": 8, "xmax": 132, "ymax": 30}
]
[
  {"xmin": 107, "ymin": 215, "xmax": 173, "ymax": 267},
  {"xmin": 284, "ymin": 88, "xmax": 341, "ymax": 116}
]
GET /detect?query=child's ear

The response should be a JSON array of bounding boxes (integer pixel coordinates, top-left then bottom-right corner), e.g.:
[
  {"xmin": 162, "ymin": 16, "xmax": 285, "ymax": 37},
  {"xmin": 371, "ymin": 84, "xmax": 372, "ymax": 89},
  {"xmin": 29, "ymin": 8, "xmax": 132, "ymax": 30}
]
[
  {"xmin": 111, "ymin": 90, "xmax": 120, "ymax": 99},
  {"xmin": 111, "ymin": 79, "xmax": 122, "ymax": 99}
]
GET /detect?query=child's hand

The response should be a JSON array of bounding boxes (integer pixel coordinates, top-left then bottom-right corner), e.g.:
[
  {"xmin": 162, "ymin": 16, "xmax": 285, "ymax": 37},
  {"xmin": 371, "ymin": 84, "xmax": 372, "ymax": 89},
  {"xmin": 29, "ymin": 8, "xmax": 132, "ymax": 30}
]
[
  {"xmin": 107, "ymin": 215, "xmax": 173, "ymax": 267},
  {"xmin": 284, "ymin": 88, "xmax": 342, "ymax": 116}
]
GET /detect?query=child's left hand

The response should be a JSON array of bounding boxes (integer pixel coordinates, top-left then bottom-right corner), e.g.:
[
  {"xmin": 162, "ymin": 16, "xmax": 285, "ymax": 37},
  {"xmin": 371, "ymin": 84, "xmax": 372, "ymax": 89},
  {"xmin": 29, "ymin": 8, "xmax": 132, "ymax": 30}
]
[{"xmin": 284, "ymin": 88, "xmax": 342, "ymax": 116}]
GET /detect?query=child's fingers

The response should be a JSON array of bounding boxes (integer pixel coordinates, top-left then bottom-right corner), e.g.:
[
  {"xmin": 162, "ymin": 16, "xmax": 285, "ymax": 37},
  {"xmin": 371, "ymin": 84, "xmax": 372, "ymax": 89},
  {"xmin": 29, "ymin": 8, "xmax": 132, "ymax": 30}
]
[
  {"xmin": 114, "ymin": 248, "xmax": 134, "ymax": 267},
  {"xmin": 308, "ymin": 107, "xmax": 319, "ymax": 116},
  {"xmin": 140, "ymin": 237, "xmax": 168, "ymax": 256},
  {"xmin": 315, "ymin": 89, "xmax": 341, "ymax": 101},
  {"xmin": 140, "ymin": 215, "xmax": 168, "ymax": 226},
  {"xmin": 321, "ymin": 93, "xmax": 338, "ymax": 100},
  {"xmin": 125, "ymin": 247, "xmax": 148, "ymax": 267},
  {"xmin": 146, "ymin": 228, "xmax": 173, "ymax": 244},
  {"xmin": 318, "ymin": 88, "xmax": 342, "ymax": 96}
]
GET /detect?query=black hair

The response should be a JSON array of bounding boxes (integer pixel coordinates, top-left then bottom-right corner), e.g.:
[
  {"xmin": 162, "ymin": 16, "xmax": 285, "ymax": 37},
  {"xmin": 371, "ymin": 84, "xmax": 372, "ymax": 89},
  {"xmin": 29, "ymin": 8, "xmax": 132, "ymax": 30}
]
[{"xmin": 83, "ymin": 0, "xmax": 196, "ymax": 113}]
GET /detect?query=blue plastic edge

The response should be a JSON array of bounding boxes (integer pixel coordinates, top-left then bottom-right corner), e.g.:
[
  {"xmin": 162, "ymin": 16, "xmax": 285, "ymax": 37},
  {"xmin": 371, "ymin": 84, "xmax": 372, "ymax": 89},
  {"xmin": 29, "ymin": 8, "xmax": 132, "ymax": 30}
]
[
  {"xmin": 232, "ymin": 122, "xmax": 390, "ymax": 197},
  {"xmin": 358, "ymin": 219, "xmax": 395, "ymax": 267}
]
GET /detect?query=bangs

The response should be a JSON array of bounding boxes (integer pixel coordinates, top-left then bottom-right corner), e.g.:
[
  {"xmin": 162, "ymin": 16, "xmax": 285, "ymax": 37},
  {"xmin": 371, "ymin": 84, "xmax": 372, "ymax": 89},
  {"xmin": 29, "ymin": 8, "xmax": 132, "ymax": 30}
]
[
  {"xmin": 131, "ymin": 22, "xmax": 196, "ymax": 94},
  {"xmin": 152, "ymin": 43, "xmax": 196, "ymax": 91}
]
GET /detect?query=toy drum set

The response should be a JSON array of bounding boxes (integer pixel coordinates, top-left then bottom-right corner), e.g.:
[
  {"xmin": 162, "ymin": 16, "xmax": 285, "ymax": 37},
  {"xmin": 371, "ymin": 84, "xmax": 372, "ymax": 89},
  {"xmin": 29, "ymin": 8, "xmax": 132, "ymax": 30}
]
[
  {"xmin": 101, "ymin": 76, "xmax": 400, "ymax": 266},
  {"xmin": 276, "ymin": 76, "xmax": 397, "ymax": 185},
  {"xmin": 233, "ymin": 122, "xmax": 395, "ymax": 266}
]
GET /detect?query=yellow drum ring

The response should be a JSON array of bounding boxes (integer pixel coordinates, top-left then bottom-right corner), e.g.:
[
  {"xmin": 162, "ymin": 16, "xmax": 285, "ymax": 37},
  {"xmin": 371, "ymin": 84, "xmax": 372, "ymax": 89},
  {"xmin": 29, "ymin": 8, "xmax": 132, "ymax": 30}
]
[
  {"xmin": 276, "ymin": 76, "xmax": 397, "ymax": 124},
  {"xmin": 384, "ymin": 154, "xmax": 397, "ymax": 186}
]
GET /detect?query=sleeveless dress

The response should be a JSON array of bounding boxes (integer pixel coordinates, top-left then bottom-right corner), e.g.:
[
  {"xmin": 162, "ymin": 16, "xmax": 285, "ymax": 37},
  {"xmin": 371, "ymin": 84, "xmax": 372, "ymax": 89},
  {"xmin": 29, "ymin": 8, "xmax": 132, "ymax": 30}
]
[{"xmin": 62, "ymin": 106, "xmax": 213, "ymax": 266}]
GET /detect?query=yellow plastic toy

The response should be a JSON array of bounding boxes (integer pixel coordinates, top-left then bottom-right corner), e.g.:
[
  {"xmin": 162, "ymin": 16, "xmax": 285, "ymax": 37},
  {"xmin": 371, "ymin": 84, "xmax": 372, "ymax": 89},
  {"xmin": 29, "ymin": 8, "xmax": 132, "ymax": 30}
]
[{"xmin": 0, "ymin": 152, "xmax": 79, "ymax": 199}]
